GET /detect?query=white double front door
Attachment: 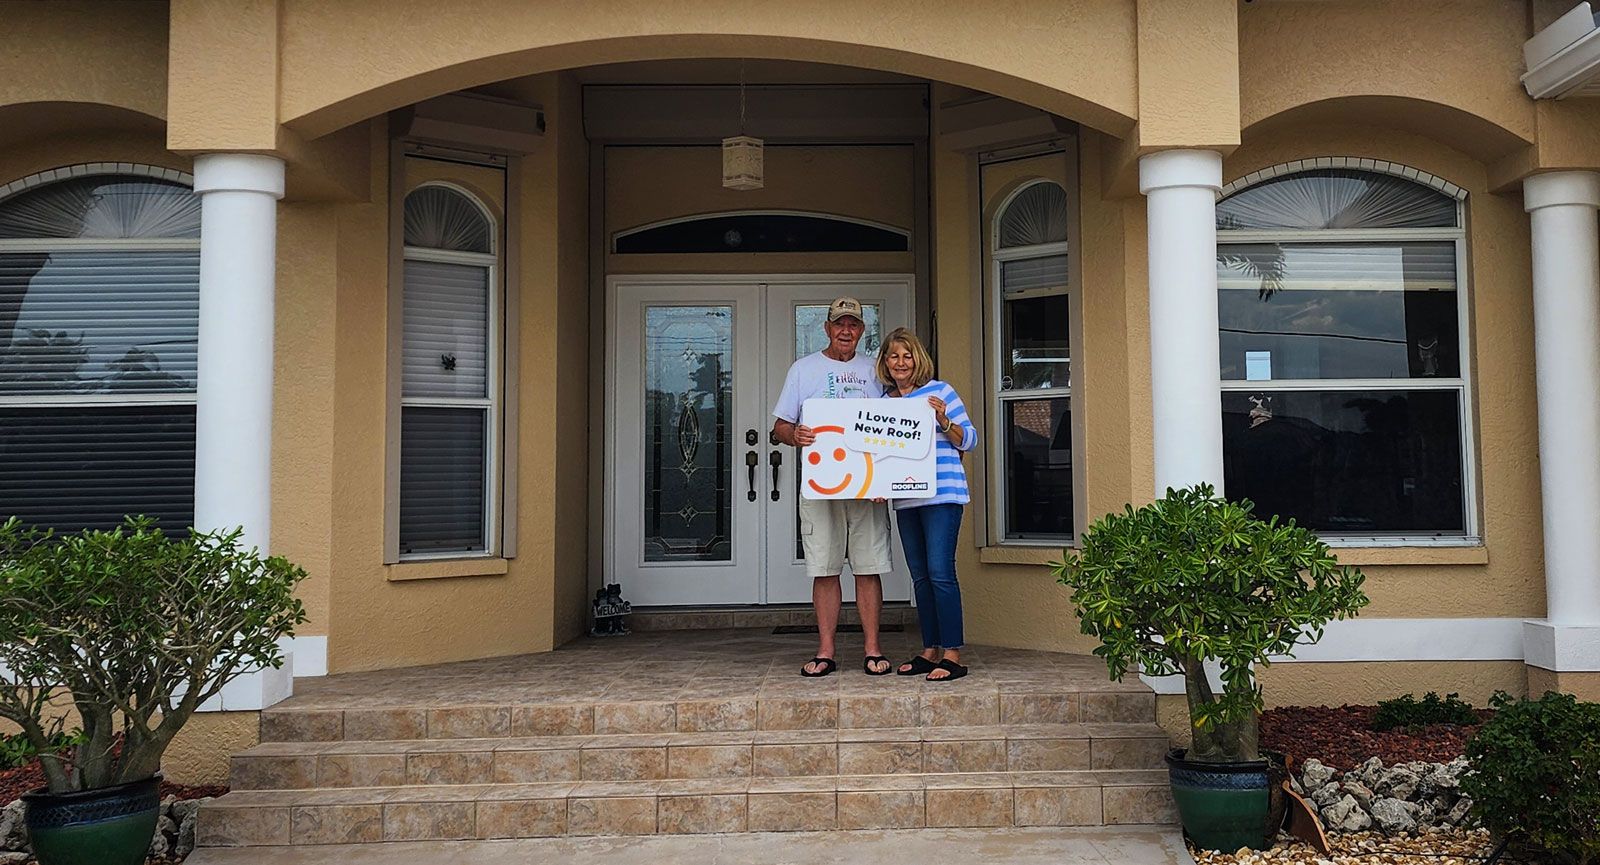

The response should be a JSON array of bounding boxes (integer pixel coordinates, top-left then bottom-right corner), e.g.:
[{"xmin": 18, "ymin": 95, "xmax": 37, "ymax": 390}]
[{"xmin": 607, "ymin": 274, "xmax": 914, "ymax": 607}]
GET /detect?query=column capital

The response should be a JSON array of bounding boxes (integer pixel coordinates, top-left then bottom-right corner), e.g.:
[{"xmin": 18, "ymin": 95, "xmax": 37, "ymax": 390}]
[
  {"xmin": 193, "ymin": 153, "xmax": 286, "ymax": 200},
  {"xmin": 1524, "ymin": 170, "xmax": 1600, "ymax": 212},
  {"xmin": 1138, "ymin": 149, "xmax": 1223, "ymax": 195}
]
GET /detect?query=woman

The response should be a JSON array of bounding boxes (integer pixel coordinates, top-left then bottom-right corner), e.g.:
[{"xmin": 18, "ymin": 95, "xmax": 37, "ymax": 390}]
[{"xmin": 876, "ymin": 328, "xmax": 978, "ymax": 682}]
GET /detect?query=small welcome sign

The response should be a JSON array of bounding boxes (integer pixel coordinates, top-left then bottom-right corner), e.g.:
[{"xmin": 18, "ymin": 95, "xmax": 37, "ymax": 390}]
[{"xmin": 800, "ymin": 398, "xmax": 937, "ymax": 500}]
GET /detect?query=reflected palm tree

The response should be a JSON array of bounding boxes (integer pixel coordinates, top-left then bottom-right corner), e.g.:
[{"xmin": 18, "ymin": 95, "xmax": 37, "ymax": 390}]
[{"xmin": 1217, "ymin": 243, "xmax": 1288, "ymax": 300}]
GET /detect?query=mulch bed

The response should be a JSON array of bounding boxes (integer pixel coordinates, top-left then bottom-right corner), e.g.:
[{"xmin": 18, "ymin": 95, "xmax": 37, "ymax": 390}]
[
  {"xmin": 0, "ymin": 759, "xmax": 225, "ymax": 805},
  {"xmin": 1261, "ymin": 704, "xmax": 1493, "ymax": 771}
]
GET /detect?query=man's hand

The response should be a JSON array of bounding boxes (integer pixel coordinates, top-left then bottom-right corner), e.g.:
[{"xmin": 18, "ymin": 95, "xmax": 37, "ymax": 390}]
[{"xmin": 793, "ymin": 424, "xmax": 816, "ymax": 446}]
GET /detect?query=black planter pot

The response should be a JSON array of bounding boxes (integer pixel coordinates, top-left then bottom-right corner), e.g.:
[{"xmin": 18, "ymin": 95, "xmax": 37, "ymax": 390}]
[
  {"xmin": 1165, "ymin": 749, "xmax": 1287, "ymax": 851},
  {"xmin": 22, "ymin": 774, "xmax": 161, "ymax": 865}
]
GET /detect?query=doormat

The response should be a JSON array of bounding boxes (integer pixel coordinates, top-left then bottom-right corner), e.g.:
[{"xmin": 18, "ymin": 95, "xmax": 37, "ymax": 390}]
[{"xmin": 773, "ymin": 623, "xmax": 905, "ymax": 635}]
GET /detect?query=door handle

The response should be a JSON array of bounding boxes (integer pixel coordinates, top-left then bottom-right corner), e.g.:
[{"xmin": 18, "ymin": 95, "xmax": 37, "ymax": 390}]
[
  {"xmin": 769, "ymin": 450, "xmax": 783, "ymax": 501},
  {"xmin": 745, "ymin": 450, "xmax": 759, "ymax": 502}
]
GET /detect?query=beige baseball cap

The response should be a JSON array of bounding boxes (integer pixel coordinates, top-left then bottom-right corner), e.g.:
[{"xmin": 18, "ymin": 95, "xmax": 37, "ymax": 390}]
[{"xmin": 827, "ymin": 296, "xmax": 864, "ymax": 322}]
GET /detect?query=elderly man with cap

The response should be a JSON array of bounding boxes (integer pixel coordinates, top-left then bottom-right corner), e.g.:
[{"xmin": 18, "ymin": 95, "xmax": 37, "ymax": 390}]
[{"xmin": 771, "ymin": 296, "xmax": 894, "ymax": 678}]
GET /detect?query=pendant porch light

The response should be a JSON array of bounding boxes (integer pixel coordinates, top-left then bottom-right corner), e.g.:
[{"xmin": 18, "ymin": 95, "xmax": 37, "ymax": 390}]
[{"xmin": 722, "ymin": 61, "xmax": 764, "ymax": 190}]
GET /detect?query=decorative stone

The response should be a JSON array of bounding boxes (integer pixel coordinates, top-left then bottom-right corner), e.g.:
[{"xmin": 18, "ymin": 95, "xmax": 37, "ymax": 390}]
[
  {"xmin": 175, "ymin": 797, "xmax": 211, "ymax": 859},
  {"xmin": 1371, "ymin": 797, "xmax": 1417, "ymax": 833},
  {"xmin": 1311, "ymin": 781, "xmax": 1344, "ymax": 810},
  {"xmin": 1355, "ymin": 756, "xmax": 1385, "ymax": 787},
  {"xmin": 0, "ymin": 800, "xmax": 26, "ymax": 852},
  {"xmin": 1321, "ymin": 794, "xmax": 1372, "ymax": 833},
  {"xmin": 1299, "ymin": 759, "xmax": 1336, "ymax": 792},
  {"xmin": 1377, "ymin": 767, "xmax": 1422, "ymax": 801},
  {"xmin": 149, "ymin": 814, "xmax": 177, "ymax": 858},
  {"xmin": 0, "ymin": 852, "xmax": 28, "ymax": 864},
  {"xmin": 1340, "ymin": 779, "xmax": 1374, "ymax": 810},
  {"xmin": 1446, "ymin": 795, "xmax": 1474, "ymax": 826}
]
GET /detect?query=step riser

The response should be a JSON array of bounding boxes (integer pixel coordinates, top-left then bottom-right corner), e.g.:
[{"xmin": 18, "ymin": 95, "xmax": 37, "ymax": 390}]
[
  {"xmin": 198, "ymin": 785, "xmax": 1178, "ymax": 846},
  {"xmin": 260, "ymin": 693, "xmax": 1156, "ymax": 743},
  {"xmin": 231, "ymin": 737, "xmax": 1171, "ymax": 789}
]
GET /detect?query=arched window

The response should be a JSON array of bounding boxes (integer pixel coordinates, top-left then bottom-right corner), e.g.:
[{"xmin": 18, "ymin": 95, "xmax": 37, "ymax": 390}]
[
  {"xmin": 614, "ymin": 211, "xmax": 909, "ymax": 254},
  {"xmin": 1215, "ymin": 166, "xmax": 1471, "ymax": 538},
  {"xmin": 399, "ymin": 182, "xmax": 499, "ymax": 557},
  {"xmin": 0, "ymin": 171, "xmax": 201, "ymax": 534},
  {"xmin": 989, "ymin": 175, "xmax": 1073, "ymax": 540}
]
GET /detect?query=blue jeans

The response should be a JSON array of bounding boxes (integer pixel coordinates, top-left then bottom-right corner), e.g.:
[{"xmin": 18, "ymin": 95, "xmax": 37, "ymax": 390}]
[{"xmin": 896, "ymin": 503, "xmax": 964, "ymax": 650}]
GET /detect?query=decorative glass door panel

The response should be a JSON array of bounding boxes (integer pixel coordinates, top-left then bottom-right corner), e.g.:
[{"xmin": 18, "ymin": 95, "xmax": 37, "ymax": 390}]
[
  {"xmin": 763, "ymin": 282, "xmax": 912, "ymax": 606},
  {"xmin": 608, "ymin": 275, "xmax": 913, "ymax": 607},
  {"xmin": 642, "ymin": 306, "xmax": 733, "ymax": 562}
]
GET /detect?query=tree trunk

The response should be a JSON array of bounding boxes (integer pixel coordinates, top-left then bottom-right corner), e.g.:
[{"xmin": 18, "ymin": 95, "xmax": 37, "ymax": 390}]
[{"xmin": 1181, "ymin": 657, "xmax": 1259, "ymax": 763}]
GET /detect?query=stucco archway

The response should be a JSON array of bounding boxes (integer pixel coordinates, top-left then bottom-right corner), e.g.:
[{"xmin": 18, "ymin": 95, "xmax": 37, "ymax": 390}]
[{"xmin": 276, "ymin": 3, "xmax": 1139, "ymax": 139}]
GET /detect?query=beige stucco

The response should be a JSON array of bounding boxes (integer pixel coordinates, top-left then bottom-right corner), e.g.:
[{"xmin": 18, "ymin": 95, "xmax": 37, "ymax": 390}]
[
  {"xmin": 162, "ymin": 712, "xmax": 259, "ymax": 786},
  {"xmin": 1527, "ymin": 667, "xmax": 1600, "ymax": 702}
]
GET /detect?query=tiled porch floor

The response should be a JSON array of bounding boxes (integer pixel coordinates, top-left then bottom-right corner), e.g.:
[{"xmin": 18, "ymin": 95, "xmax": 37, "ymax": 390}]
[{"xmin": 277, "ymin": 627, "xmax": 1151, "ymax": 712}]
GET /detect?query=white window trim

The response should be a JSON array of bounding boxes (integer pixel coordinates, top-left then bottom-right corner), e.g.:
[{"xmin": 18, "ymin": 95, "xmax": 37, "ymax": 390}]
[
  {"xmin": 987, "ymin": 176, "xmax": 1079, "ymax": 545},
  {"xmin": 1216, "ymin": 177, "xmax": 1477, "ymax": 545},
  {"xmin": 391, "ymin": 178, "xmax": 505, "ymax": 562}
]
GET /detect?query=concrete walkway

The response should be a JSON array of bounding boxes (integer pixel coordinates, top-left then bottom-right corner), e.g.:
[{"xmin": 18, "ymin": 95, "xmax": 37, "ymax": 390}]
[{"xmin": 186, "ymin": 826, "xmax": 1194, "ymax": 864}]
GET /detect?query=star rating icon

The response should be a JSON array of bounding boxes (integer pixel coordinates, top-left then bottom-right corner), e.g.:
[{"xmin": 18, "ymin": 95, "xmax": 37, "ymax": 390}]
[{"xmin": 863, "ymin": 436, "xmax": 907, "ymax": 449}]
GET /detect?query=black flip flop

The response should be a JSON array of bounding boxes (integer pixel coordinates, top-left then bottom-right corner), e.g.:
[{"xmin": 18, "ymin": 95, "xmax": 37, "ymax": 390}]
[
  {"xmin": 896, "ymin": 656, "xmax": 938, "ymax": 676},
  {"xmin": 926, "ymin": 659, "xmax": 968, "ymax": 682},
  {"xmin": 863, "ymin": 655, "xmax": 892, "ymax": 676},
  {"xmin": 800, "ymin": 657, "xmax": 838, "ymax": 678}
]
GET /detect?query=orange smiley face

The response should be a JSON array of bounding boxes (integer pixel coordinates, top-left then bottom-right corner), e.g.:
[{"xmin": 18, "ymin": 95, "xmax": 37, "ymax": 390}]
[{"xmin": 805, "ymin": 425, "xmax": 874, "ymax": 498}]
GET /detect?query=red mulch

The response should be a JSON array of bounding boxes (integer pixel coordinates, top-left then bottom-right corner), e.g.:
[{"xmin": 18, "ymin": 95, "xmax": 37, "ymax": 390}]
[
  {"xmin": 0, "ymin": 759, "xmax": 225, "ymax": 805},
  {"xmin": 1261, "ymin": 704, "xmax": 1493, "ymax": 772}
]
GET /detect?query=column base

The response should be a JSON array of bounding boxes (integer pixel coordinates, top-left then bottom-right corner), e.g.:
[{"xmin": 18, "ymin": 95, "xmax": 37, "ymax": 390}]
[{"xmin": 1523, "ymin": 619, "xmax": 1600, "ymax": 670}]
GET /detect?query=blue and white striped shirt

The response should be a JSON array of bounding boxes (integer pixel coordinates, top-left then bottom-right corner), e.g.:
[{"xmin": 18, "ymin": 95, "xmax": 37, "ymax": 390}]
[{"xmin": 894, "ymin": 379, "xmax": 978, "ymax": 510}]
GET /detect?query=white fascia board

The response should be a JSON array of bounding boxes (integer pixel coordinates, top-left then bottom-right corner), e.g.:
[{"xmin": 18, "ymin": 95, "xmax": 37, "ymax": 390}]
[{"xmin": 1522, "ymin": 2, "xmax": 1600, "ymax": 98}]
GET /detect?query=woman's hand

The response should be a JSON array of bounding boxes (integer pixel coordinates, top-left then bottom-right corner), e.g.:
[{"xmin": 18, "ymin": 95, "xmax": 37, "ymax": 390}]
[{"xmin": 927, "ymin": 396, "xmax": 949, "ymax": 429}]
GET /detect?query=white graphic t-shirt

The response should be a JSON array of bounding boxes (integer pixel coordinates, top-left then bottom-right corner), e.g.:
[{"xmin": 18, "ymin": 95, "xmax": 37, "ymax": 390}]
[{"xmin": 772, "ymin": 350, "xmax": 884, "ymax": 424}]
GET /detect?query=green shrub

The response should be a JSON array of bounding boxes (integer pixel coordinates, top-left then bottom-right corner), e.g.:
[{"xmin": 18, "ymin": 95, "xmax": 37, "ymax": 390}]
[
  {"xmin": 0, "ymin": 729, "xmax": 84, "ymax": 770},
  {"xmin": 1053, "ymin": 484, "xmax": 1368, "ymax": 763},
  {"xmin": 1463, "ymin": 691, "xmax": 1600, "ymax": 865},
  {"xmin": 1372, "ymin": 691, "xmax": 1480, "ymax": 732},
  {"xmin": 0, "ymin": 516, "xmax": 307, "ymax": 793}
]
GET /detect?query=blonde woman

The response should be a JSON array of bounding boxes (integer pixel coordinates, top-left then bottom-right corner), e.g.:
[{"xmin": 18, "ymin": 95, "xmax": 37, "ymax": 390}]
[{"xmin": 876, "ymin": 328, "xmax": 978, "ymax": 681}]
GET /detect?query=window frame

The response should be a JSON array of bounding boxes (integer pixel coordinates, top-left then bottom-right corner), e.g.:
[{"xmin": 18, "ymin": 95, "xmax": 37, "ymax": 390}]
[
  {"xmin": 983, "ymin": 163, "xmax": 1083, "ymax": 546},
  {"xmin": 1216, "ymin": 173, "xmax": 1478, "ymax": 545},
  {"xmin": 0, "ymin": 167, "xmax": 201, "ymax": 530},
  {"xmin": 387, "ymin": 168, "xmax": 507, "ymax": 563}
]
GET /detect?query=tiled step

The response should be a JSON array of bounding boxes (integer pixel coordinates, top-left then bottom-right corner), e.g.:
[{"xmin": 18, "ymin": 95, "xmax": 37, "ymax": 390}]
[
  {"xmin": 259, "ymin": 689, "xmax": 1156, "ymax": 742},
  {"xmin": 230, "ymin": 723, "xmax": 1172, "ymax": 789},
  {"xmin": 197, "ymin": 770, "xmax": 1178, "ymax": 845}
]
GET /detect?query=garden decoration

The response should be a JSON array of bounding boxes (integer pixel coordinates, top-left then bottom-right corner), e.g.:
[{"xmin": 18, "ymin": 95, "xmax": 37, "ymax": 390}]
[
  {"xmin": 1054, "ymin": 484, "xmax": 1368, "ymax": 851},
  {"xmin": 0, "ymin": 517, "xmax": 306, "ymax": 865}
]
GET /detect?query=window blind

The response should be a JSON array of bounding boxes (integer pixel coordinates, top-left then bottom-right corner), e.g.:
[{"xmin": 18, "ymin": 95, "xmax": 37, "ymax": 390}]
[
  {"xmin": 401, "ymin": 259, "xmax": 489, "ymax": 399},
  {"xmin": 399, "ymin": 406, "xmax": 486, "ymax": 554}
]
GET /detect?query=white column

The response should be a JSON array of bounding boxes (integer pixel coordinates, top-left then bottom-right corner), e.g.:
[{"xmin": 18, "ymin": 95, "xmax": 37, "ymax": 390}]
[
  {"xmin": 1524, "ymin": 171, "xmax": 1600, "ymax": 674},
  {"xmin": 1139, "ymin": 149, "xmax": 1226, "ymax": 496},
  {"xmin": 192, "ymin": 154, "xmax": 285, "ymax": 553}
]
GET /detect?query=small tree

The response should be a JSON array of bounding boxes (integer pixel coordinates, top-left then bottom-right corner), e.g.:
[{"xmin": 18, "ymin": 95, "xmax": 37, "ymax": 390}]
[
  {"xmin": 0, "ymin": 516, "xmax": 307, "ymax": 793},
  {"xmin": 1054, "ymin": 484, "xmax": 1368, "ymax": 763}
]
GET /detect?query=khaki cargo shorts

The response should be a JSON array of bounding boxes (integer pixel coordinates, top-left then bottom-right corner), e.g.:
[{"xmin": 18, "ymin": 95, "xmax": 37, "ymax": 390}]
[{"xmin": 798, "ymin": 496, "xmax": 893, "ymax": 578}]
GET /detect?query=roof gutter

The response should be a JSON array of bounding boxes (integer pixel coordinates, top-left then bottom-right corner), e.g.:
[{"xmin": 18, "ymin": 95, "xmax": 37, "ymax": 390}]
[{"xmin": 1522, "ymin": 2, "xmax": 1600, "ymax": 99}]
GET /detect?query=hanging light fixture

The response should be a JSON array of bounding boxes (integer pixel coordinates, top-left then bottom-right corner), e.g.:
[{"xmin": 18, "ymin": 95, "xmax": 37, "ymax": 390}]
[{"xmin": 722, "ymin": 60, "xmax": 764, "ymax": 190}]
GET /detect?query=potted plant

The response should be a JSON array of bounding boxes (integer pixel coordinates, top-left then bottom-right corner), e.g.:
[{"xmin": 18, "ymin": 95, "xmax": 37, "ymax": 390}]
[
  {"xmin": 0, "ymin": 516, "xmax": 306, "ymax": 865},
  {"xmin": 1053, "ymin": 484, "xmax": 1368, "ymax": 850}
]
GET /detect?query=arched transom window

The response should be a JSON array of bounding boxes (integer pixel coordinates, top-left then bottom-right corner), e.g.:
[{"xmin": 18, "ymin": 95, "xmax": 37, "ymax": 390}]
[
  {"xmin": 0, "ymin": 171, "xmax": 202, "ymax": 533},
  {"xmin": 1215, "ymin": 167, "xmax": 1472, "ymax": 539}
]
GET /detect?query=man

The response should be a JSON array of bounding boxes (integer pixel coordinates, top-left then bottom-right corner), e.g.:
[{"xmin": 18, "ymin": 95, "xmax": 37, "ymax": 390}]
[{"xmin": 771, "ymin": 297, "xmax": 894, "ymax": 677}]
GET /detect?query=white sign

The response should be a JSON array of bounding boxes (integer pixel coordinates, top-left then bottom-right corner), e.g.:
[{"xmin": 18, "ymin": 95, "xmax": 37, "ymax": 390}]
[{"xmin": 800, "ymin": 398, "xmax": 937, "ymax": 500}]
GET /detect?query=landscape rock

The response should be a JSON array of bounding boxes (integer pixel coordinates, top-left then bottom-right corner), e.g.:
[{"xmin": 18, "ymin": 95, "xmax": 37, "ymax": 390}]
[
  {"xmin": 0, "ymin": 801, "xmax": 25, "ymax": 852},
  {"xmin": 149, "ymin": 813, "xmax": 177, "ymax": 857},
  {"xmin": 1300, "ymin": 759, "xmax": 1336, "ymax": 792},
  {"xmin": 1377, "ymin": 767, "xmax": 1423, "ymax": 801},
  {"xmin": 1371, "ymin": 797, "xmax": 1418, "ymax": 833},
  {"xmin": 1312, "ymin": 781, "xmax": 1344, "ymax": 810},
  {"xmin": 1445, "ymin": 796, "xmax": 1473, "ymax": 826},
  {"xmin": 1340, "ymin": 779, "xmax": 1375, "ymax": 810},
  {"xmin": 1322, "ymin": 794, "xmax": 1373, "ymax": 833},
  {"xmin": 1355, "ymin": 756, "xmax": 1386, "ymax": 786},
  {"xmin": 0, "ymin": 852, "xmax": 27, "ymax": 864}
]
